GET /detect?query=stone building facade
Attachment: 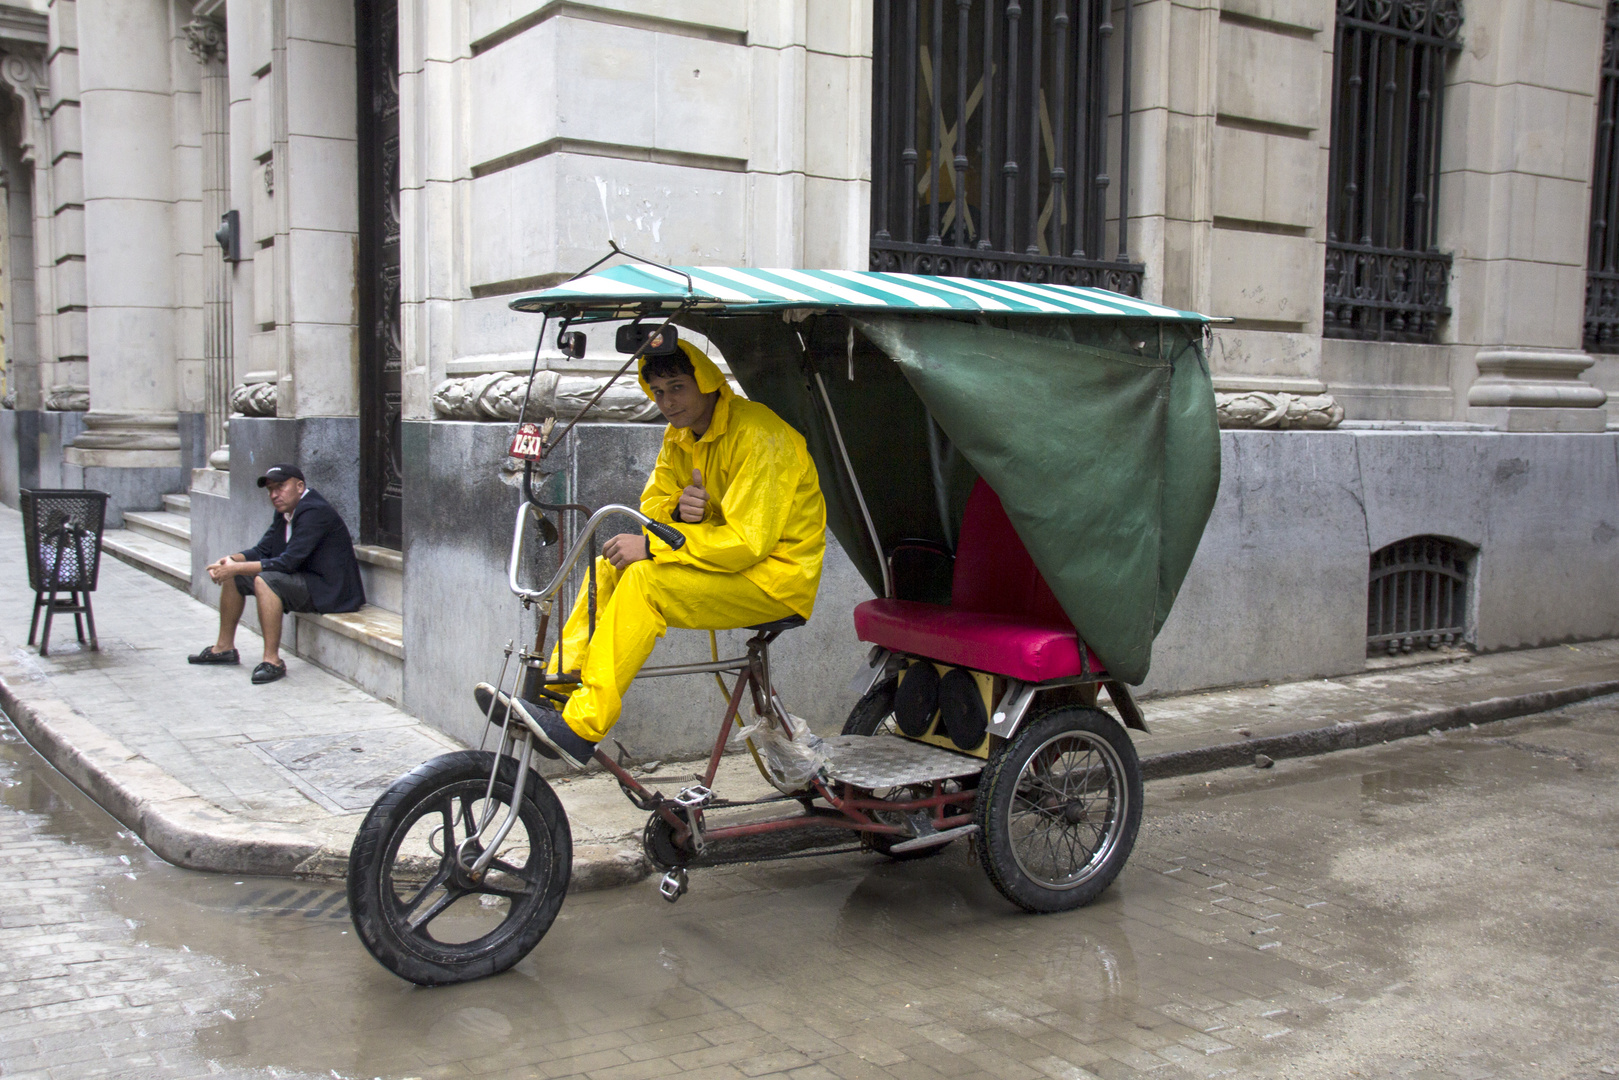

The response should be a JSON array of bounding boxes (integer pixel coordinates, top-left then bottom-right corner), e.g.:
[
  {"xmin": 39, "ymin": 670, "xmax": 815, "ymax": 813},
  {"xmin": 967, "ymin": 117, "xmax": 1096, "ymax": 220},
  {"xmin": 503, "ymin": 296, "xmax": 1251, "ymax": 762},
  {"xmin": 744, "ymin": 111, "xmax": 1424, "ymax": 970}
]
[{"xmin": 0, "ymin": 0, "xmax": 1613, "ymax": 760}]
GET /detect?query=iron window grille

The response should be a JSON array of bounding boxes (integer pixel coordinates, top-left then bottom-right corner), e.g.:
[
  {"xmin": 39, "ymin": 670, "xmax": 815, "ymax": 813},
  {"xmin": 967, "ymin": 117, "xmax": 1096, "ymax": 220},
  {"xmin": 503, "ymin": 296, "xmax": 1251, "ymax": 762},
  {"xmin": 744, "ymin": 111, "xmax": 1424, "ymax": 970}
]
[
  {"xmin": 1324, "ymin": 0, "xmax": 1462, "ymax": 343},
  {"xmin": 1585, "ymin": 0, "xmax": 1619, "ymax": 353},
  {"xmin": 870, "ymin": 0, "xmax": 1145, "ymax": 294},
  {"xmin": 1367, "ymin": 536, "xmax": 1472, "ymax": 656}
]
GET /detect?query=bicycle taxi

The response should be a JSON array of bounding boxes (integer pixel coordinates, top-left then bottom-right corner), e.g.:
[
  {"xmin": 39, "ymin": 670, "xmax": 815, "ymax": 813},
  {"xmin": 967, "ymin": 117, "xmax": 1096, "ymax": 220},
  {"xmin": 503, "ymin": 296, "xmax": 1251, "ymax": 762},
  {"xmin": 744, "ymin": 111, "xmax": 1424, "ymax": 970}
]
[{"xmin": 347, "ymin": 253, "xmax": 1221, "ymax": 985}]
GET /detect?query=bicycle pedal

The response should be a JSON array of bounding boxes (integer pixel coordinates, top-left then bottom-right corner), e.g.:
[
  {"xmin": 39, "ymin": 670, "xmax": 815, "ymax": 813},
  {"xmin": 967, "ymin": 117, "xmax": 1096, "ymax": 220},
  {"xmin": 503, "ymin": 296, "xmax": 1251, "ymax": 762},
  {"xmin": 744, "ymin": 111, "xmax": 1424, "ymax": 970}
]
[
  {"xmin": 673, "ymin": 784, "xmax": 714, "ymax": 809},
  {"xmin": 658, "ymin": 867, "xmax": 689, "ymax": 903}
]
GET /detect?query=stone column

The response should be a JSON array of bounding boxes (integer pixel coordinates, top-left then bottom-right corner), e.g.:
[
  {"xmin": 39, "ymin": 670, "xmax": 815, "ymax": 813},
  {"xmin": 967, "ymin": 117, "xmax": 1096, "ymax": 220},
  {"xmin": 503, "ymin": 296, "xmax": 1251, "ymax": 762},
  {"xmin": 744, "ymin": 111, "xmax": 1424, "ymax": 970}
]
[
  {"xmin": 65, "ymin": 0, "xmax": 185, "ymax": 512},
  {"xmin": 1142, "ymin": 0, "xmax": 1344, "ymax": 428},
  {"xmin": 0, "ymin": 50, "xmax": 45, "ymax": 417},
  {"xmin": 1446, "ymin": 0, "xmax": 1609, "ymax": 431},
  {"xmin": 186, "ymin": 15, "xmax": 232, "ymax": 470}
]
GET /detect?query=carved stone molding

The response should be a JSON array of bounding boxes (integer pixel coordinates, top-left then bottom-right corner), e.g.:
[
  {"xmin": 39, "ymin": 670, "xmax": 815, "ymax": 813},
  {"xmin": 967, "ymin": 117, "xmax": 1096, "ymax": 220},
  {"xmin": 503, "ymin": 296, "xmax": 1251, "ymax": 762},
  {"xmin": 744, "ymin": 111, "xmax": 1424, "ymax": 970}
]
[
  {"xmin": 432, "ymin": 371, "xmax": 663, "ymax": 423},
  {"xmin": 0, "ymin": 50, "xmax": 48, "ymax": 165},
  {"xmin": 71, "ymin": 411, "xmax": 182, "ymax": 451},
  {"xmin": 1216, "ymin": 391, "xmax": 1345, "ymax": 430},
  {"xmin": 44, "ymin": 385, "xmax": 89, "ymax": 412},
  {"xmin": 183, "ymin": 18, "xmax": 226, "ymax": 63},
  {"xmin": 230, "ymin": 380, "xmax": 277, "ymax": 417},
  {"xmin": 1466, "ymin": 348, "xmax": 1609, "ymax": 433}
]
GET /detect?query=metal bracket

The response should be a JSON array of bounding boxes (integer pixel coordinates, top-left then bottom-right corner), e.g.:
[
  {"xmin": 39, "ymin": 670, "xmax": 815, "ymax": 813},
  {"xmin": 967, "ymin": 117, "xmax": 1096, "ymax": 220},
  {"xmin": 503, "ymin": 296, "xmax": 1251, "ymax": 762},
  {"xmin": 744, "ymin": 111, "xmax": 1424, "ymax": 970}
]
[
  {"xmin": 890, "ymin": 823, "xmax": 978, "ymax": 854},
  {"xmin": 847, "ymin": 646, "xmax": 893, "ymax": 697},
  {"xmin": 986, "ymin": 680, "xmax": 1036, "ymax": 739}
]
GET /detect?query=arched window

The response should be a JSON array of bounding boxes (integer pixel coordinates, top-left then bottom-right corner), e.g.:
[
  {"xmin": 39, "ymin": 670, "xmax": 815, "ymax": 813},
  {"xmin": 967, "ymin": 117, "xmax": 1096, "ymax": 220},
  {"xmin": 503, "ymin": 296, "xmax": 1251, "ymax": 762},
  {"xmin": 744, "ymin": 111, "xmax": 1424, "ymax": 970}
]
[{"xmin": 1367, "ymin": 536, "xmax": 1473, "ymax": 655}]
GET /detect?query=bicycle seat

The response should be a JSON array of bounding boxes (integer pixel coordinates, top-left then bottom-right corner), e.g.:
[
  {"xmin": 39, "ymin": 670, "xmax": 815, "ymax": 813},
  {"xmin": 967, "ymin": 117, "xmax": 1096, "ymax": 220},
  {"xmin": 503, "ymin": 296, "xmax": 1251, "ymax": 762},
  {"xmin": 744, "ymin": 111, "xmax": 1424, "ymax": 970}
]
[{"xmin": 747, "ymin": 615, "xmax": 807, "ymax": 635}]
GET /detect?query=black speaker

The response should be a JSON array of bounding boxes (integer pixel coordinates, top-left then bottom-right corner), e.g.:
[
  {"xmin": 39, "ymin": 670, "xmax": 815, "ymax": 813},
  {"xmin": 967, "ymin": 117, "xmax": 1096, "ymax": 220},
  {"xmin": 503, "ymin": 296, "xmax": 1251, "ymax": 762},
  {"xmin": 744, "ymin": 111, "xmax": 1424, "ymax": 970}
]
[
  {"xmin": 937, "ymin": 667, "xmax": 988, "ymax": 750},
  {"xmin": 893, "ymin": 662, "xmax": 940, "ymax": 737}
]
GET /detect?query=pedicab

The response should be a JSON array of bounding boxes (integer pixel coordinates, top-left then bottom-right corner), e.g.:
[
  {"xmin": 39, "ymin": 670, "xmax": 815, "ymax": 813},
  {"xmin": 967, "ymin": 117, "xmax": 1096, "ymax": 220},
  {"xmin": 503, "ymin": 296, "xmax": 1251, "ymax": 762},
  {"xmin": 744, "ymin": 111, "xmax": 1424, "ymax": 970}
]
[{"xmin": 346, "ymin": 250, "xmax": 1221, "ymax": 985}]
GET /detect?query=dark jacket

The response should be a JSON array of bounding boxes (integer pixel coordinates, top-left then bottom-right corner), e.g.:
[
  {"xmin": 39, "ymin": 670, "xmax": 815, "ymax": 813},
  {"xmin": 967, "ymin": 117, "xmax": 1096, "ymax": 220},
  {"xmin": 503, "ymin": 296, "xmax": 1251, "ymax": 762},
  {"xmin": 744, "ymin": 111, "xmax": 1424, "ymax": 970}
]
[{"xmin": 241, "ymin": 488, "xmax": 366, "ymax": 614}]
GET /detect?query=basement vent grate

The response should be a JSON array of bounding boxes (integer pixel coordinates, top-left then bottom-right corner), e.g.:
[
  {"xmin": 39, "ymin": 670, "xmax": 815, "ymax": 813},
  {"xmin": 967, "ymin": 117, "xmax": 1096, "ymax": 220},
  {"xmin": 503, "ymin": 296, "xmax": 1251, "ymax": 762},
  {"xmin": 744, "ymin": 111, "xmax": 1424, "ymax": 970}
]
[{"xmin": 1367, "ymin": 536, "xmax": 1472, "ymax": 656}]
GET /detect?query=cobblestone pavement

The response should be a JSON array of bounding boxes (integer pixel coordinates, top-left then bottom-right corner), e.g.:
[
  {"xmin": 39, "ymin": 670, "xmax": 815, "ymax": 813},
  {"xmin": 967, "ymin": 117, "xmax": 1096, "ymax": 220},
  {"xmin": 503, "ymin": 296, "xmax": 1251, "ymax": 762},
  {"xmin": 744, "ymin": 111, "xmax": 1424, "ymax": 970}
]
[{"xmin": 4, "ymin": 698, "xmax": 1617, "ymax": 1079}]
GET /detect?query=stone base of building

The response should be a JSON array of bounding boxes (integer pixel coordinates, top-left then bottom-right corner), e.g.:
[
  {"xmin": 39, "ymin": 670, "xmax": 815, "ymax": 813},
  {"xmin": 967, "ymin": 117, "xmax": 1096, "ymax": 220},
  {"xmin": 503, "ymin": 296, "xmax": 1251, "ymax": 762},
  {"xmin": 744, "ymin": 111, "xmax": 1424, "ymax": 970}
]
[
  {"xmin": 40, "ymin": 414, "xmax": 1619, "ymax": 766},
  {"xmin": 392, "ymin": 421, "xmax": 1619, "ymax": 763},
  {"xmin": 58, "ymin": 443, "xmax": 184, "ymax": 528},
  {"xmin": 1466, "ymin": 406, "xmax": 1611, "ymax": 432},
  {"xmin": 0, "ymin": 410, "xmax": 89, "ymax": 508}
]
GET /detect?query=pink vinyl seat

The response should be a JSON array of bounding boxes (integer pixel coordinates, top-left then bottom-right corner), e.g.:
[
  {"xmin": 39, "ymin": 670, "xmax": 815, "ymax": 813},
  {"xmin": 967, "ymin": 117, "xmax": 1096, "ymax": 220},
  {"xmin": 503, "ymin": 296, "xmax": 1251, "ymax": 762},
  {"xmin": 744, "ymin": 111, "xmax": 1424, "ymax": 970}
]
[{"xmin": 853, "ymin": 480, "xmax": 1105, "ymax": 683}]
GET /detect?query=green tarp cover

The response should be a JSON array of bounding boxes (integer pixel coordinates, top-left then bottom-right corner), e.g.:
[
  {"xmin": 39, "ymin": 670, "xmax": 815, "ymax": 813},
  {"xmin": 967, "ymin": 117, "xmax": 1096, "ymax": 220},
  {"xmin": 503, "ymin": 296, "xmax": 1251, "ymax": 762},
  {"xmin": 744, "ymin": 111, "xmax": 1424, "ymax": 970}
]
[{"xmin": 691, "ymin": 313, "xmax": 1219, "ymax": 686}]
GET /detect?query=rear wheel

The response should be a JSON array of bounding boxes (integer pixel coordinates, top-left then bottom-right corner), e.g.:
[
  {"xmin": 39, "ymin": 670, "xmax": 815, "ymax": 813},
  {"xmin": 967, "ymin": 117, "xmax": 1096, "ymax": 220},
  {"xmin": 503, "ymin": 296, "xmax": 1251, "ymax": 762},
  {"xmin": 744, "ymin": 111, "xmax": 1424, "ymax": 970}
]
[
  {"xmin": 347, "ymin": 750, "xmax": 571, "ymax": 985},
  {"xmin": 974, "ymin": 707, "xmax": 1142, "ymax": 913},
  {"xmin": 841, "ymin": 677, "xmax": 963, "ymax": 861}
]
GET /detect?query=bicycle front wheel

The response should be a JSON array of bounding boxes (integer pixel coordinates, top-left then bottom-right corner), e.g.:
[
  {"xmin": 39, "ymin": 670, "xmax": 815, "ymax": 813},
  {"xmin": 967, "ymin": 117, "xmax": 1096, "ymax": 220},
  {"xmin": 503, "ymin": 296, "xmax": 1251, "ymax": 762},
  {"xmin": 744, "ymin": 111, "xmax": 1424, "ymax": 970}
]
[{"xmin": 347, "ymin": 750, "xmax": 571, "ymax": 985}]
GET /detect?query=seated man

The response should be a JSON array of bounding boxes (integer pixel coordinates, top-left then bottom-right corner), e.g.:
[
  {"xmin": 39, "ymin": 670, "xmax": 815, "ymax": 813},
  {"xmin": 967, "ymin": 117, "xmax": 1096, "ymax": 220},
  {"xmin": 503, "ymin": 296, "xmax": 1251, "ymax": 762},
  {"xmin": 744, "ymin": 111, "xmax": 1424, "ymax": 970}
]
[
  {"xmin": 501, "ymin": 338, "xmax": 827, "ymax": 767},
  {"xmin": 188, "ymin": 464, "xmax": 366, "ymax": 685}
]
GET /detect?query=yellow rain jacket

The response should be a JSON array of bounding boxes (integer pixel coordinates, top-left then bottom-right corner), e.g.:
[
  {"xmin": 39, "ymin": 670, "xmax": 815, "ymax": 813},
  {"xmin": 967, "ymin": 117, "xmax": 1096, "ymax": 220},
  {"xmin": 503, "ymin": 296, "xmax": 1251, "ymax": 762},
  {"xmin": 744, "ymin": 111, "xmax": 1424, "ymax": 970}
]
[
  {"xmin": 548, "ymin": 339, "xmax": 826, "ymax": 744},
  {"xmin": 637, "ymin": 340, "xmax": 826, "ymax": 619}
]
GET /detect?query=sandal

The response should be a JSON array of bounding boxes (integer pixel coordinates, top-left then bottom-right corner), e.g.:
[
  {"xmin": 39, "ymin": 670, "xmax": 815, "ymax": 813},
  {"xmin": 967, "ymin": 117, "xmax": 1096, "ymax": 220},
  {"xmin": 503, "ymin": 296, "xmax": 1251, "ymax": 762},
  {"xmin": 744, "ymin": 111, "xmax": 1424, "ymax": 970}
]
[{"xmin": 251, "ymin": 660, "xmax": 287, "ymax": 685}]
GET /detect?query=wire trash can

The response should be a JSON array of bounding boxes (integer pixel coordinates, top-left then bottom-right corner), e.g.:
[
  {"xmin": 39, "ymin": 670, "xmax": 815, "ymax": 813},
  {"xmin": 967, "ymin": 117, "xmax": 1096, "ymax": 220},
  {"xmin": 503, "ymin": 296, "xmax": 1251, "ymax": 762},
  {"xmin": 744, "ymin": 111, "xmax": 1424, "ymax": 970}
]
[{"xmin": 21, "ymin": 488, "xmax": 110, "ymax": 655}]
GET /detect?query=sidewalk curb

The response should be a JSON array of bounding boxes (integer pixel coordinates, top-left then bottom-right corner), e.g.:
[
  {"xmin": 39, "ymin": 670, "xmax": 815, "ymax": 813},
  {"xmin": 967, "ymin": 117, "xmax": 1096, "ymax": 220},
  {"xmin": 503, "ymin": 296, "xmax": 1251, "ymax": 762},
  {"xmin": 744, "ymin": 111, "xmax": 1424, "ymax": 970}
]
[
  {"xmin": 4, "ymin": 644, "xmax": 1613, "ymax": 888},
  {"xmin": 0, "ymin": 652, "xmax": 321, "ymax": 875},
  {"xmin": 1139, "ymin": 679, "xmax": 1619, "ymax": 779},
  {"xmin": 0, "ymin": 651, "xmax": 653, "ymax": 888}
]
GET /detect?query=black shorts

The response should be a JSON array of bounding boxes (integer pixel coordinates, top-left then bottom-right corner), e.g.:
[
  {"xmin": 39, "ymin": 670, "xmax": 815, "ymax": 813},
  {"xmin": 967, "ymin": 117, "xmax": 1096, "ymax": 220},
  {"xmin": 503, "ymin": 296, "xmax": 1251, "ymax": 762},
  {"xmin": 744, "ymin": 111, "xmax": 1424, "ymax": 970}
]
[{"xmin": 235, "ymin": 570, "xmax": 317, "ymax": 613}]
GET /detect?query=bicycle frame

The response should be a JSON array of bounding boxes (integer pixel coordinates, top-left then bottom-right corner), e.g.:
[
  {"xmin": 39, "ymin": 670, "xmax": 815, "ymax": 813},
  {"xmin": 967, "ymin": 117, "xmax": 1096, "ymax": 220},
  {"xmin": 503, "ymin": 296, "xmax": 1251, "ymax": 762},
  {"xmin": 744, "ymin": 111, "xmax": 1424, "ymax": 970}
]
[{"xmin": 499, "ymin": 498, "xmax": 979, "ymax": 863}]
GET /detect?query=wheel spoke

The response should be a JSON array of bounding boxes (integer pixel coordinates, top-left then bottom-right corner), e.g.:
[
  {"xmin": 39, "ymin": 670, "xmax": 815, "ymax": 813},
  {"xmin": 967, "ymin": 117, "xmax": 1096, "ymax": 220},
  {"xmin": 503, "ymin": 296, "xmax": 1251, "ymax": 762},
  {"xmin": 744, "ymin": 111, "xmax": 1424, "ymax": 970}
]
[
  {"xmin": 1003, "ymin": 728, "xmax": 1131, "ymax": 889},
  {"xmin": 408, "ymin": 884, "xmax": 468, "ymax": 931},
  {"xmin": 477, "ymin": 881, "xmax": 533, "ymax": 900},
  {"xmin": 399, "ymin": 863, "xmax": 453, "ymax": 919},
  {"xmin": 489, "ymin": 856, "xmax": 532, "ymax": 878}
]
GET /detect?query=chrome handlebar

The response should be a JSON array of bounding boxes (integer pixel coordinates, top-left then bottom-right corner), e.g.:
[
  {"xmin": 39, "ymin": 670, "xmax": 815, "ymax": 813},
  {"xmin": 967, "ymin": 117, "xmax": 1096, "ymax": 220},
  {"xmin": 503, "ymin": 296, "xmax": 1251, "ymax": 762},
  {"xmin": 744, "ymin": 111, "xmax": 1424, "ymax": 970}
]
[{"xmin": 507, "ymin": 501, "xmax": 685, "ymax": 603}]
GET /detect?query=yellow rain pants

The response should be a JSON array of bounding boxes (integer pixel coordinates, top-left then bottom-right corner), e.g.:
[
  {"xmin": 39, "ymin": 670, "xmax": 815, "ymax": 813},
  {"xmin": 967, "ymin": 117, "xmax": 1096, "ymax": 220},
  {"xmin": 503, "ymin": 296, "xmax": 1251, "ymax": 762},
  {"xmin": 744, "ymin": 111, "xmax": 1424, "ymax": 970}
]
[
  {"xmin": 552, "ymin": 559, "xmax": 794, "ymax": 743},
  {"xmin": 550, "ymin": 339, "xmax": 827, "ymax": 743}
]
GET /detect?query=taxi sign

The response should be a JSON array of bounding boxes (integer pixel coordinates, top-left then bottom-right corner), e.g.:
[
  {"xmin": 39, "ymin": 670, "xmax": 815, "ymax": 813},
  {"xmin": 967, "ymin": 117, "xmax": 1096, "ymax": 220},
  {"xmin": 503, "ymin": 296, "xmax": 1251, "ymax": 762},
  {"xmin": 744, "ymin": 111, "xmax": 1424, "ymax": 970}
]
[{"xmin": 508, "ymin": 420, "xmax": 549, "ymax": 461}]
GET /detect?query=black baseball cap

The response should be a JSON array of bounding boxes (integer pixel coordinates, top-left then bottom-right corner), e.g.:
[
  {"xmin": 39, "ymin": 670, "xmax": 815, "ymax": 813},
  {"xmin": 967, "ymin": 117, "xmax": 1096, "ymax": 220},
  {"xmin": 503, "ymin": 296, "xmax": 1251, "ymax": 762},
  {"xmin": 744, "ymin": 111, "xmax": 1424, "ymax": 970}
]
[{"xmin": 256, "ymin": 464, "xmax": 305, "ymax": 488}]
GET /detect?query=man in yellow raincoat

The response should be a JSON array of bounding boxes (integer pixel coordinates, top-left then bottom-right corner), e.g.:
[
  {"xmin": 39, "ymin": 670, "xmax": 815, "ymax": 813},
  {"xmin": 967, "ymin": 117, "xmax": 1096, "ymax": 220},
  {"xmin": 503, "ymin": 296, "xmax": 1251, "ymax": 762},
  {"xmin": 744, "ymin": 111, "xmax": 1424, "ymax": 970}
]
[{"xmin": 502, "ymin": 337, "xmax": 827, "ymax": 768}]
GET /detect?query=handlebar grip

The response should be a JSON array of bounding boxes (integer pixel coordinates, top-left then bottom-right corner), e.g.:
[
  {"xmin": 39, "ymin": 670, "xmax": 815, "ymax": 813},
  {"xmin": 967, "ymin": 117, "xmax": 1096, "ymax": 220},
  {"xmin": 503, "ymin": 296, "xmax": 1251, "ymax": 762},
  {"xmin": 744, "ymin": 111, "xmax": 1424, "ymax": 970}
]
[{"xmin": 644, "ymin": 520, "xmax": 686, "ymax": 550}]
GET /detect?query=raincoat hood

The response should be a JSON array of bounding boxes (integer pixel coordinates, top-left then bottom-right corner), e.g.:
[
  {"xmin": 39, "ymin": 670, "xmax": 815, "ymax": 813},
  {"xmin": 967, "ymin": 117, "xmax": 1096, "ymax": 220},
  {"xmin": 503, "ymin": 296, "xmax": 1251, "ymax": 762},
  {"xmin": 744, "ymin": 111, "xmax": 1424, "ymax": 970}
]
[{"xmin": 637, "ymin": 339, "xmax": 731, "ymax": 401}]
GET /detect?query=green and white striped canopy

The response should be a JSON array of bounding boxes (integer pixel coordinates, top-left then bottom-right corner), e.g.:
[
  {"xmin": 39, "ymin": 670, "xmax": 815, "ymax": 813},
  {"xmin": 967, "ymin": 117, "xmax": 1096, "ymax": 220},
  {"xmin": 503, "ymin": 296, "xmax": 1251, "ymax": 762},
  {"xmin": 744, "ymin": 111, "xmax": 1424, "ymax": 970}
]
[{"xmin": 509, "ymin": 264, "xmax": 1209, "ymax": 321}]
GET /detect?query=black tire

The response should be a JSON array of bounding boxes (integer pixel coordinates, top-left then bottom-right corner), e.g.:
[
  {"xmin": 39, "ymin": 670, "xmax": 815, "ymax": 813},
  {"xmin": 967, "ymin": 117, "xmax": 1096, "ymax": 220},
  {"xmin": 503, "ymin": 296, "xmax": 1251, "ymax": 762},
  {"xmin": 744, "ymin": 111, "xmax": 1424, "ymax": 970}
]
[
  {"xmin": 974, "ymin": 706, "xmax": 1142, "ymax": 913},
  {"xmin": 841, "ymin": 678, "xmax": 965, "ymax": 861},
  {"xmin": 840, "ymin": 677, "xmax": 898, "ymax": 738},
  {"xmin": 347, "ymin": 750, "xmax": 571, "ymax": 985}
]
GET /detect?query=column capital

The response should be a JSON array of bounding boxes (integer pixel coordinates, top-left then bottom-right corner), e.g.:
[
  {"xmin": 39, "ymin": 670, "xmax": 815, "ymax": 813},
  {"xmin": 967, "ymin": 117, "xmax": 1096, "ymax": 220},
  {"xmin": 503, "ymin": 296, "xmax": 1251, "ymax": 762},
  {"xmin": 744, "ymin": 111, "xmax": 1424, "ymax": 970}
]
[
  {"xmin": 0, "ymin": 48, "xmax": 46, "ymax": 165},
  {"xmin": 184, "ymin": 18, "xmax": 226, "ymax": 64}
]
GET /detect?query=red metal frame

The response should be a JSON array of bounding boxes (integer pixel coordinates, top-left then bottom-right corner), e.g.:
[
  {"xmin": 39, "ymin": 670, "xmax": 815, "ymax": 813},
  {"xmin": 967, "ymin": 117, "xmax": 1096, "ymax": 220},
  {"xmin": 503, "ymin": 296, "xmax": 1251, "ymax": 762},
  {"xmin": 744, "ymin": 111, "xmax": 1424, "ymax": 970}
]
[{"xmin": 590, "ymin": 659, "xmax": 979, "ymax": 853}]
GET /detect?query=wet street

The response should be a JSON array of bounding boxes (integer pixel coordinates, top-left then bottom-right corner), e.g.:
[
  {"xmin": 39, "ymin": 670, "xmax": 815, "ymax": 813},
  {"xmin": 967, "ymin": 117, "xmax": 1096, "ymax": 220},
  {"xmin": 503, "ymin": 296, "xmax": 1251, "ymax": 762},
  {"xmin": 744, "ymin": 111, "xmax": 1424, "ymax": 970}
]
[{"xmin": 3, "ymin": 698, "xmax": 1617, "ymax": 1080}]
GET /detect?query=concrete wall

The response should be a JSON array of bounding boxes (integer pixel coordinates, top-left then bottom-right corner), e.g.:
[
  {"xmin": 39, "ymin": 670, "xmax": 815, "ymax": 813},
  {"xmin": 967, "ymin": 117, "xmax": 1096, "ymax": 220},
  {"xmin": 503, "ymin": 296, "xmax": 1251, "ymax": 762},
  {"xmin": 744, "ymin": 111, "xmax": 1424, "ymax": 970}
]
[
  {"xmin": 394, "ymin": 421, "xmax": 1619, "ymax": 758},
  {"xmin": 1143, "ymin": 428, "xmax": 1619, "ymax": 695}
]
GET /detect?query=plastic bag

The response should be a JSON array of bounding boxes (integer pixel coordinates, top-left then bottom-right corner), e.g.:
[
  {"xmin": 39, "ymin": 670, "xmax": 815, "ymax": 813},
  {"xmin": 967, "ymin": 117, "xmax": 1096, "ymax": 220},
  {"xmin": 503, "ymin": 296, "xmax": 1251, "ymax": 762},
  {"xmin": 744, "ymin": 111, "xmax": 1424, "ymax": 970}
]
[{"xmin": 731, "ymin": 710, "xmax": 829, "ymax": 791}]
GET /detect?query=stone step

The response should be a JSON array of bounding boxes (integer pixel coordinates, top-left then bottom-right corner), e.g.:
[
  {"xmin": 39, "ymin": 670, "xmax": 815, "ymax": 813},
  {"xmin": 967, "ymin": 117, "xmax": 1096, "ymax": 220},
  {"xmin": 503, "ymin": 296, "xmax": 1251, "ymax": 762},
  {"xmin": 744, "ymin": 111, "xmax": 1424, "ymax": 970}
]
[
  {"xmin": 162, "ymin": 493, "xmax": 191, "ymax": 516},
  {"xmin": 101, "ymin": 529, "xmax": 190, "ymax": 590},
  {"xmin": 353, "ymin": 544, "xmax": 402, "ymax": 614},
  {"xmin": 122, "ymin": 510, "xmax": 191, "ymax": 550},
  {"xmin": 291, "ymin": 605, "xmax": 405, "ymax": 704}
]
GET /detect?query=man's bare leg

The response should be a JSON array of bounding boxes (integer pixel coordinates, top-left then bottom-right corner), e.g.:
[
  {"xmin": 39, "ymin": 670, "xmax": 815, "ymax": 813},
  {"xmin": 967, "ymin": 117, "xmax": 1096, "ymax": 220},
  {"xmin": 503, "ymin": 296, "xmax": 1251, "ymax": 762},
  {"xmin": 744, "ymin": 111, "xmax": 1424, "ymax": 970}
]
[
  {"xmin": 215, "ymin": 579, "xmax": 246, "ymax": 653},
  {"xmin": 253, "ymin": 577, "xmax": 286, "ymax": 665}
]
